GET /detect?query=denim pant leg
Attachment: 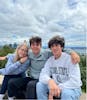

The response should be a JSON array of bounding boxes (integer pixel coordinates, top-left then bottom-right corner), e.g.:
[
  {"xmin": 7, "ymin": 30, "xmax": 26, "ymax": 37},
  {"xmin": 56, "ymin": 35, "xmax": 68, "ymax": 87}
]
[
  {"xmin": 61, "ymin": 88, "xmax": 82, "ymax": 100},
  {"xmin": 36, "ymin": 82, "xmax": 49, "ymax": 100}
]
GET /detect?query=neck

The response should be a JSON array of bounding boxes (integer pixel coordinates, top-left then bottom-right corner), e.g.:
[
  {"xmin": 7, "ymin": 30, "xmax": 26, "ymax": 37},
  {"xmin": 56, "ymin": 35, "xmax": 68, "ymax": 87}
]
[
  {"xmin": 34, "ymin": 52, "xmax": 40, "ymax": 56},
  {"xmin": 54, "ymin": 53, "xmax": 61, "ymax": 59}
]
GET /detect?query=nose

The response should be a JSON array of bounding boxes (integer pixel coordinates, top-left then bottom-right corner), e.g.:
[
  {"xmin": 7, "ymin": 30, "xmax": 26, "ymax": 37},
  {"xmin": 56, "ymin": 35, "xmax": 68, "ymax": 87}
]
[
  {"xmin": 22, "ymin": 51, "xmax": 27, "ymax": 56},
  {"xmin": 33, "ymin": 45, "xmax": 37, "ymax": 47},
  {"xmin": 52, "ymin": 45, "xmax": 56, "ymax": 49},
  {"xmin": 22, "ymin": 50, "xmax": 25, "ymax": 53}
]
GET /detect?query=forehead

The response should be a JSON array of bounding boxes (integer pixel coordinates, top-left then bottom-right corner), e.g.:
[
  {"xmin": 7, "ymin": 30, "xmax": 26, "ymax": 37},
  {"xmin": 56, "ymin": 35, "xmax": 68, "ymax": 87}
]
[
  {"xmin": 51, "ymin": 43, "xmax": 61, "ymax": 46},
  {"xmin": 20, "ymin": 45, "xmax": 28, "ymax": 49},
  {"xmin": 51, "ymin": 44, "xmax": 61, "ymax": 47},
  {"xmin": 31, "ymin": 42, "xmax": 41, "ymax": 45}
]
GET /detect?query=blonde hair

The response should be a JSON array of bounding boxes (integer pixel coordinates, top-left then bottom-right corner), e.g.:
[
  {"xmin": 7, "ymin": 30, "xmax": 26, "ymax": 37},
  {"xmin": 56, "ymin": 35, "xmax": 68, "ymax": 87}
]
[{"xmin": 14, "ymin": 42, "xmax": 28, "ymax": 62}]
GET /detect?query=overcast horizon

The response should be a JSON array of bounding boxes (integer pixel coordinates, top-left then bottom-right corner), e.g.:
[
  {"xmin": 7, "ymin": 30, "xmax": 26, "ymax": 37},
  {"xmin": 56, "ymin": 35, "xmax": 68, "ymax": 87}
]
[{"xmin": 0, "ymin": 0, "xmax": 87, "ymax": 47}]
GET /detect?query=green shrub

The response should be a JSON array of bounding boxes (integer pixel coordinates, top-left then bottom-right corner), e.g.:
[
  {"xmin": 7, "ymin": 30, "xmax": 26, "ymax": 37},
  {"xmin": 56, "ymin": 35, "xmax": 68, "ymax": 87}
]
[
  {"xmin": 0, "ymin": 45, "xmax": 15, "ymax": 68},
  {"xmin": 79, "ymin": 55, "xmax": 86, "ymax": 92}
]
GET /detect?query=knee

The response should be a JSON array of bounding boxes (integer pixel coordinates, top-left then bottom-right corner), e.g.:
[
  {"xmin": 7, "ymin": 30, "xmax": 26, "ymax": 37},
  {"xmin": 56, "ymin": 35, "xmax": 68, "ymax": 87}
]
[
  {"xmin": 36, "ymin": 82, "xmax": 42, "ymax": 90},
  {"xmin": 36, "ymin": 82, "xmax": 47, "ymax": 92},
  {"xmin": 61, "ymin": 89, "xmax": 73, "ymax": 98},
  {"xmin": 36, "ymin": 82, "xmax": 43, "ymax": 96}
]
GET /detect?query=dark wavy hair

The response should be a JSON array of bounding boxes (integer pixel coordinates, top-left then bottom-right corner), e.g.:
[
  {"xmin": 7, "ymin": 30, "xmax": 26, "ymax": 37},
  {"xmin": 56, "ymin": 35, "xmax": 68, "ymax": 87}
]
[{"xmin": 48, "ymin": 35, "xmax": 65, "ymax": 50}]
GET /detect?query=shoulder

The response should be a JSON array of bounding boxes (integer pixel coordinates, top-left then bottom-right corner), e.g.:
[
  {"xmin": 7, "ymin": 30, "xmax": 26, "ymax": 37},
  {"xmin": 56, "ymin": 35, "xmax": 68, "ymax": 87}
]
[
  {"xmin": 6, "ymin": 53, "xmax": 15, "ymax": 59},
  {"xmin": 62, "ymin": 52, "xmax": 70, "ymax": 59},
  {"xmin": 47, "ymin": 56, "xmax": 54, "ymax": 62},
  {"xmin": 62, "ymin": 52, "xmax": 78, "ymax": 66},
  {"xmin": 41, "ymin": 49, "xmax": 52, "ymax": 58},
  {"xmin": 60, "ymin": 52, "xmax": 72, "ymax": 63}
]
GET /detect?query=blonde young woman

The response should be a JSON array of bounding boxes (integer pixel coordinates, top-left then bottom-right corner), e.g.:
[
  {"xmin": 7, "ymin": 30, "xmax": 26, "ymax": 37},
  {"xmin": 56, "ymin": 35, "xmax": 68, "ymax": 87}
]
[{"xmin": 0, "ymin": 43, "xmax": 30, "ymax": 99}]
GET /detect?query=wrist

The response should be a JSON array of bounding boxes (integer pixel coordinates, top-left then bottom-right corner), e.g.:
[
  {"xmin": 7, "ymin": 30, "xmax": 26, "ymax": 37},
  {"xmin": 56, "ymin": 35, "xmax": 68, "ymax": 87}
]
[
  {"xmin": 19, "ymin": 60, "xmax": 23, "ymax": 64},
  {"xmin": 48, "ymin": 79, "xmax": 55, "ymax": 85}
]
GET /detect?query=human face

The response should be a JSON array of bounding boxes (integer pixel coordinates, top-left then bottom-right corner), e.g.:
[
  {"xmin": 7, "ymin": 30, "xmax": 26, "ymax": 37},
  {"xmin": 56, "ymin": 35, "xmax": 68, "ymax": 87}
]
[
  {"xmin": 18, "ymin": 45, "xmax": 28, "ymax": 58},
  {"xmin": 51, "ymin": 44, "xmax": 62, "ymax": 59},
  {"xmin": 30, "ymin": 42, "xmax": 41, "ymax": 55}
]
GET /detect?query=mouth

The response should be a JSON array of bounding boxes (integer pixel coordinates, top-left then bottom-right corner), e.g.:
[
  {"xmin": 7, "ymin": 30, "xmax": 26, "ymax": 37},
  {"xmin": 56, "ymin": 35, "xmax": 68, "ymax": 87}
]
[{"xmin": 53, "ymin": 50, "xmax": 58, "ymax": 52}]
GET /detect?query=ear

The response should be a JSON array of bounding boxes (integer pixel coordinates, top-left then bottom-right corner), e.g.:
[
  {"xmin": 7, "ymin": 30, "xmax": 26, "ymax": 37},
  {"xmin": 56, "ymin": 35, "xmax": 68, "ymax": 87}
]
[{"xmin": 61, "ymin": 47, "xmax": 64, "ymax": 51}]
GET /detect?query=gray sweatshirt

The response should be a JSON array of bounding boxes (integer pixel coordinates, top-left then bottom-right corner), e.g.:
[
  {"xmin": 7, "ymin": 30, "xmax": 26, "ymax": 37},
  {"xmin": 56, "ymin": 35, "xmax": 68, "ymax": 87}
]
[{"xmin": 39, "ymin": 52, "xmax": 82, "ymax": 89}]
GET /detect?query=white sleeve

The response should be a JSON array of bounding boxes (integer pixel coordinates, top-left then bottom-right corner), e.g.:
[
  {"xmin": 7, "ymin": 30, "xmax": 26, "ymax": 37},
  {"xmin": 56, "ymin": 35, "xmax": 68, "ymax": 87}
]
[{"xmin": 39, "ymin": 58, "xmax": 52, "ymax": 84}]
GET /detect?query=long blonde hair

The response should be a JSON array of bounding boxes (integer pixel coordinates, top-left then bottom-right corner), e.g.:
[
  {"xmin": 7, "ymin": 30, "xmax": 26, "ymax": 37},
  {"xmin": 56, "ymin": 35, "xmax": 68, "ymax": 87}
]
[{"xmin": 14, "ymin": 42, "xmax": 28, "ymax": 62}]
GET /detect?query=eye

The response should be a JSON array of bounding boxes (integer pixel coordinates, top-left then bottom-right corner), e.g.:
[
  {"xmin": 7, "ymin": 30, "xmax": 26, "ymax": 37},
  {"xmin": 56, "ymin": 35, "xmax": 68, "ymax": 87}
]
[{"xmin": 20, "ymin": 48, "xmax": 27, "ymax": 52}]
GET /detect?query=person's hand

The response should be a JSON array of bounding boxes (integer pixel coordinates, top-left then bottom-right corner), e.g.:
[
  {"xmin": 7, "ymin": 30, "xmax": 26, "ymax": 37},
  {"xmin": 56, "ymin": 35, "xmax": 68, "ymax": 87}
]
[
  {"xmin": 71, "ymin": 51, "xmax": 80, "ymax": 64},
  {"xmin": 48, "ymin": 79, "xmax": 61, "ymax": 97},
  {"xmin": 20, "ymin": 56, "xmax": 28, "ymax": 64}
]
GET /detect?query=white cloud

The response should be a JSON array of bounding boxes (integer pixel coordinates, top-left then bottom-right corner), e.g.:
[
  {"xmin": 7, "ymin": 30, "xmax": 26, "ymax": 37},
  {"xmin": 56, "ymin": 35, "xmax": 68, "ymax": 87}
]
[{"xmin": 0, "ymin": 0, "xmax": 86, "ymax": 47}]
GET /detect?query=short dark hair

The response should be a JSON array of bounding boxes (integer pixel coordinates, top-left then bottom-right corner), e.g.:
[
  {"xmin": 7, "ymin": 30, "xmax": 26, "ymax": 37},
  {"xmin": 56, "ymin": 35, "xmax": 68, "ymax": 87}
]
[
  {"xmin": 29, "ymin": 36, "xmax": 42, "ymax": 46},
  {"xmin": 48, "ymin": 35, "xmax": 65, "ymax": 49}
]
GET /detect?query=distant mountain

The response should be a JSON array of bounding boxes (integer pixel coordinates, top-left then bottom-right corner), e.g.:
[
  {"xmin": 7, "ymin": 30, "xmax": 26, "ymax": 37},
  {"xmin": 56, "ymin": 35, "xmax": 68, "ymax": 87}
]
[
  {"xmin": 42, "ymin": 45, "xmax": 86, "ymax": 55},
  {"xmin": 43, "ymin": 45, "xmax": 86, "ymax": 49},
  {"xmin": 65, "ymin": 46, "xmax": 86, "ymax": 49}
]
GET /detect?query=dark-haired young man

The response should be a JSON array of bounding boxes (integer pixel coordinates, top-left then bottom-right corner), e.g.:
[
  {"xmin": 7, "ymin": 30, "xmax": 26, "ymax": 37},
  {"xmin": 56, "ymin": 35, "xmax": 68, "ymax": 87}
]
[
  {"xmin": 36, "ymin": 35, "xmax": 82, "ymax": 100},
  {"xmin": 8, "ymin": 36, "xmax": 80, "ymax": 99}
]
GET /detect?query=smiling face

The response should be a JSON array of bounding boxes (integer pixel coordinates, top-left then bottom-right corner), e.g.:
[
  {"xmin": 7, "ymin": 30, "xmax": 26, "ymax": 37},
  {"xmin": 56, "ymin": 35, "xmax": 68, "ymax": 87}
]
[
  {"xmin": 48, "ymin": 35, "xmax": 65, "ymax": 59},
  {"xmin": 17, "ymin": 45, "xmax": 28, "ymax": 58},
  {"xmin": 30, "ymin": 42, "xmax": 41, "ymax": 55},
  {"xmin": 50, "ymin": 44, "xmax": 62, "ymax": 59},
  {"xmin": 29, "ymin": 36, "xmax": 42, "ymax": 55}
]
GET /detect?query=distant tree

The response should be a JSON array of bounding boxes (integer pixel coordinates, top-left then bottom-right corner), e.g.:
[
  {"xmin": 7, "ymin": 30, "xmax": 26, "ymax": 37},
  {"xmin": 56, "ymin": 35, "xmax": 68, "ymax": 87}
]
[
  {"xmin": 2, "ymin": 45, "xmax": 14, "ymax": 54},
  {"xmin": 79, "ymin": 55, "xmax": 86, "ymax": 92},
  {"xmin": 9, "ymin": 44, "xmax": 12, "ymax": 48},
  {"xmin": 0, "ymin": 45, "xmax": 15, "ymax": 68},
  {"xmin": 13, "ymin": 42, "xmax": 17, "ymax": 48}
]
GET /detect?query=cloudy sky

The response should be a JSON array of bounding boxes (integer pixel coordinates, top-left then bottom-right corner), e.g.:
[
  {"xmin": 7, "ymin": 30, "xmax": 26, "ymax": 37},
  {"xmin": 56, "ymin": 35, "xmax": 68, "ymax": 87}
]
[{"xmin": 0, "ymin": 0, "xmax": 87, "ymax": 47}]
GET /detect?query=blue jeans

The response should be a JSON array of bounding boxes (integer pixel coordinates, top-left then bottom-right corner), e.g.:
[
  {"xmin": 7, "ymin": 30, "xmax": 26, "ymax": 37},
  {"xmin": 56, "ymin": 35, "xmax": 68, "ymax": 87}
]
[{"xmin": 36, "ymin": 82, "xmax": 81, "ymax": 100}]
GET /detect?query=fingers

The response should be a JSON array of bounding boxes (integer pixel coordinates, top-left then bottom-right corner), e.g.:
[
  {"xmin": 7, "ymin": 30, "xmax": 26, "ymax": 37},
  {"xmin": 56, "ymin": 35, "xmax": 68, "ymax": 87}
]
[
  {"xmin": 49, "ymin": 88, "xmax": 61, "ymax": 97},
  {"xmin": 71, "ymin": 52, "xmax": 80, "ymax": 64},
  {"xmin": 48, "ymin": 94, "xmax": 53, "ymax": 100},
  {"xmin": 72, "ymin": 56, "xmax": 80, "ymax": 64},
  {"xmin": 49, "ymin": 89, "xmax": 54, "ymax": 96},
  {"xmin": 54, "ymin": 89, "xmax": 61, "ymax": 97}
]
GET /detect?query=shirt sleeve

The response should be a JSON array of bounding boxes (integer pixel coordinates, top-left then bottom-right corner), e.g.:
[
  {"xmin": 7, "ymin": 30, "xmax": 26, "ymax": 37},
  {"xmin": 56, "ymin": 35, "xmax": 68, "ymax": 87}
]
[
  {"xmin": 39, "ymin": 58, "xmax": 52, "ymax": 84},
  {"xmin": 0, "ymin": 61, "xmax": 21, "ymax": 75},
  {"xmin": 0, "ymin": 54, "xmax": 21, "ymax": 75},
  {"xmin": 6, "ymin": 53, "xmax": 12, "ymax": 59},
  {"xmin": 0, "ymin": 54, "xmax": 30, "ymax": 75},
  {"xmin": 46, "ymin": 50, "xmax": 53, "ymax": 58},
  {"xmin": 16, "ymin": 59, "xmax": 30, "ymax": 74},
  {"xmin": 64, "ymin": 48, "xmax": 74, "ymax": 54}
]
